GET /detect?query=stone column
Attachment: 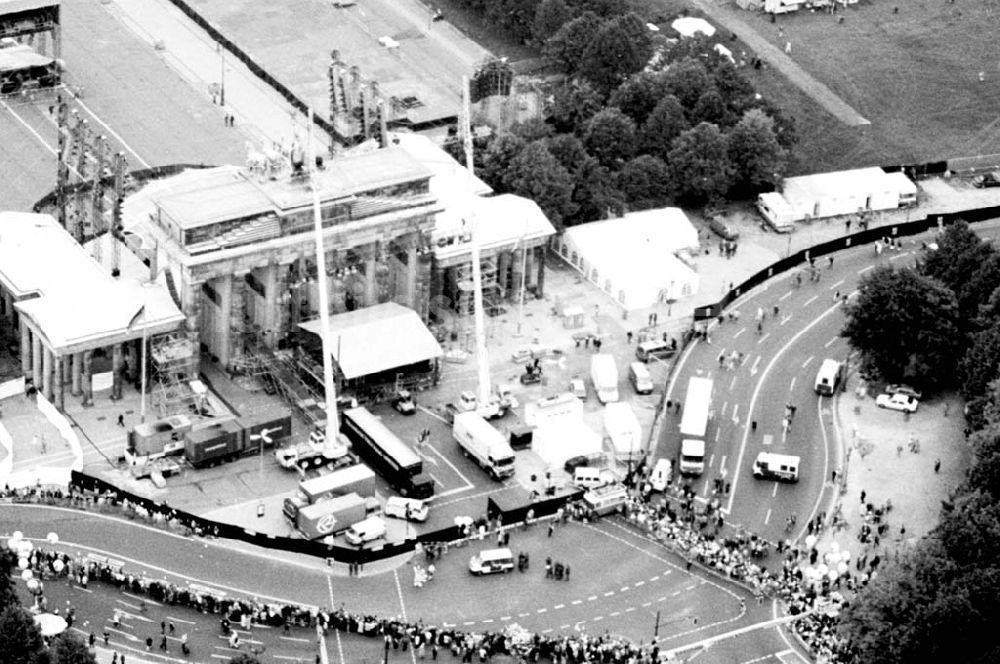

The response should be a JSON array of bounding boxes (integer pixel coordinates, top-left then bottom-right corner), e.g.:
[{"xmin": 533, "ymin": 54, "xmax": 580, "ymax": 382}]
[
  {"xmin": 32, "ymin": 332, "xmax": 42, "ymax": 389},
  {"xmin": 364, "ymin": 245, "xmax": 378, "ymax": 306},
  {"xmin": 56, "ymin": 356, "xmax": 65, "ymax": 411},
  {"xmin": 498, "ymin": 250, "xmax": 512, "ymax": 299},
  {"xmin": 511, "ymin": 247, "xmax": 526, "ymax": 305},
  {"xmin": 42, "ymin": 348, "xmax": 53, "ymax": 400},
  {"xmin": 81, "ymin": 350, "xmax": 93, "ymax": 407},
  {"xmin": 110, "ymin": 343, "xmax": 124, "ymax": 400},
  {"xmin": 2, "ymin": 291, "xmax": 12, "ymax": 321},
  {"xmin": 535, "ymin": 246, "xmax": 546, "ymax": 299},
  {"xmin": 262, "ymin": 262, "xmax": 278, "ymax": 348},
  {"xmin": 71, "ymin": 352, "xmax": 82, "ymax": 396},
  {"xmin": 216, "ymin": 274, "xmax": 233, "ymax": 368},
  {"xmin": 20, "ymin": 320, "xmax": 31, "ymax": 377},
  {"xmin": 406, "ymin": 238, "xmax": 418, "ymax": 309}
]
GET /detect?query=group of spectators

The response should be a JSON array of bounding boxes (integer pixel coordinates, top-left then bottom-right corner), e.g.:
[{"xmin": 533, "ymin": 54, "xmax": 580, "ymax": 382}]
[{"xmin": 3, "ymin": 476, "xmax": 858, "ymax": 662}]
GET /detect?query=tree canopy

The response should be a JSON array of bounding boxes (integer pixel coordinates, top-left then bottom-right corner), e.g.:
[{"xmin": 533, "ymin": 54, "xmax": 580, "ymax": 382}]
[
  {"xmin": 727, "ymin": 109, "xmax": 787, "ymax": 194},
  {"xmin": 49, "ymin": 633, "xmax": 95, "ymax": 664},
  {"xmin": 666, "ymin": 122, "xmax": 734, "ymax": 204},
  {"xmin": 504, "ymin": 141, "xmax": 576, "ymax": 228},
  {"xmin": 0, "ymin": 606, "xmax": 49, "ymax": 664},
  {"xmin": 841, "ymin": 265, "xmax": 961, "ymax": 389},
  {"xmin": 583, "ymin": 108, "xmax": 637, "ymax": 167}
]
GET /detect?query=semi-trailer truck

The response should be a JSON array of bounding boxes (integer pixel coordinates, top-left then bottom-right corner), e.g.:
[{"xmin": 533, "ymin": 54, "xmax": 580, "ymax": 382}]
[
  {"xmin": 283, "ymin": 464, "xmax": 376, "ymax": 522},
  {"xmin": 295, "ymin": 493, "xmax": 368, "ymax": 540},
  {"xmin": 678, "ymin": 377, "xmax": 712, "ymax": 476},
  {"xmin": 453, "ymin": 412, "xmax": 516, "ymax": 480}
]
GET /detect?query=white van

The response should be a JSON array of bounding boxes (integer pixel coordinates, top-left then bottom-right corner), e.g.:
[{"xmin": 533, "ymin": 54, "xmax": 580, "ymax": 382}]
[
  {"xmin": 469, "ymin": 547, "xmax": 515, "ymax": 576},
  {"xmin": 756, "ymin": 192, "xmax": 795, "ymax": 233},
  {"xmin": 752, "ymin": 452, "xmax": 800, "ymax": 483},
  {"xmin": 383, "ymin": 497, "xmax": 428, "ymax": 522},
  {"xmin": 629, "ymin": 362, "xmax": 654, "ymax": 395},
  {"xmin": 582, "ymin": 483, "xmax": 629, "ymax": 516},
  {"xmin": 573, "ymin": 466, "xmax": 615, "ymax": 490},
  {"xmin": 814, "ymin": 359, "xmax": 843, "ymax": 396},
  {"xmin": 343, "ymin": 515, "xmax": 387, "ymax": 545},
  {"xmin": 649, "ymin": 458, "xmax": 673, "ymax": 492}
]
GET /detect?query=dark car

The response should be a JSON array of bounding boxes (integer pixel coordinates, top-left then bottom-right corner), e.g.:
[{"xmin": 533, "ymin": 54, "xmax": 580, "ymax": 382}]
[
  {"xmin": 973, "ymin": 171, "xmax": 1000, "ymax": 188},
  {"xmin": 708, "ymin": 215, "xmax": 740, "ymax": 241},
  {"xmin": 884, "ymin": 384, "xmax": 923, "ymax": 401},
  {"xmin": 563, "ymin": 453, "xmax": 604, "ymax": 474},
  {"xmin": 392, "ymin": 389, "xmax": 417, "ymax": 415}
]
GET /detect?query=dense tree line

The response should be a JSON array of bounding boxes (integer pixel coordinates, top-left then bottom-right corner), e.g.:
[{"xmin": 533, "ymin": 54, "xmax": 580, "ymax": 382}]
[
  {"xmin": 838, "ymin": 222, "xmax": 1000, "ymax": 663},
  {"xmin": 452, "ymin": 2, "xmax": 793, "ymax": 229}
]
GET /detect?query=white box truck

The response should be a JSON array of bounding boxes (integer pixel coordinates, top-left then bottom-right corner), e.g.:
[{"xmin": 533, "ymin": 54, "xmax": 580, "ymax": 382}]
[
  {"xmin": 453, "ymin": 412, "xmax": 516, "ymax": 480},
  {"xmin": 590, "ymin": 354, "xmax": 620, "ymax": 404},
  {"xmin": 678, "ymin": 377, "xmax": 712, "ymax": 476}
]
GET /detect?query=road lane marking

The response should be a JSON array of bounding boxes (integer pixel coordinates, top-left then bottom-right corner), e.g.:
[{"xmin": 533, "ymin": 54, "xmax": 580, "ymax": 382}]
[
  {"xmin": 620, "ymin": 586, "xmax": 630, "ymax": 592},
  {"xmin": 571, "ymin": 600, "xmax": 582, "ymax": 605},
  {"xmin": 587, "ymin": 596, "xmax": 597, "ymax": 601},
  {"xmin": 779, "ymin": 290, "xmax": 792, "ymax": 301},
  {"xmin": 593, "ymin": 616, "xmax": 604, "ymax": 622},
  {"xmin": 603, "ymin": 591, "xmax": 615, "ymax": 597},
  {"xmin": 634, "ymin": 581, "xmax": 645, "ymax": 587},
  {"xmin": 642, "ymin": 602, "xmax": 652, "ymax": 607},
  {"xmin": 859, "ymin": 265, "xmax": 874, "ymax": 274},
  {"xmin": 166, "ymin": 616, "xmax": 196, "ymax": 625},
  {"xmin": 772, "ymin": 483, "xmax": 779, "ymax": 498},
  {"xmin": 392, "ymin": 569, "xmax": 408, "ymax": 623},
  {"xmin": 780, "ymin": 314, "xmax": 792, "ymax": 326},
  {"xmin": 764, "ymin": 508, "xmax": 771, "ymax": 525},
  {"xmin": 804, "ymin": 295, "xmax": 818, "ymax": 306},
  {"xmin": 734, "ymin": 328, "xmax": 745, "ymax": 339},
  {"xmin": 536, "ymin": 608, "xmax": 547, "ymax": 614},
  {"xmin": 626, "ymin": 607, "xmax": 636, "ymax": 613},
  {"xmin": 825, "ymin": 336, "xmax": 838, "ymax": 348},
  {"xmin": 463, "ymin": 621, "xmax": 475, "ymax": 626},
  {"xmin": 123, "ymin": 592, "xmax": 162, "ymax": 606},
  {"xmin": 610, "ymin": 611, "xmax": 621, "ymax": 617},
  {"xmin": 789, "ymin": 377, "xmax": 796, "ymax": 392},
  {"xmin": 829, "ymin": 279, "xmax": 844, "ymax": 291},
  {"xmin": 757, "ymin": 332, "xmax": 770, "ymax": 344},
  {"xmin": 482, "ymin": 618, "xmax": 494, "ymax": 623},
  {"xmin": 518, "ymin": 612, "xmax": 531, "ymax": 617},
  {"xmin": 731, "ymin": 404, "xmax": 739, "ymax": 424},
  {"xmin": 500, "ymin": 616, "xmax": 511, "ymax": 621},
  {"xmin": 554, "ymin": 604, "xmax": 565, "ymax": 609},
  {"xmin": 750, "ymin": 356, "xmax": 761, "ymax": 375},
  {"xmin": 730, "ymin": 375, "xmax": 737, "ymax": 390},
  {"xmin": 889, "ymin": 252, "xmax": 910, "ymax": 261},
  {"xmin": 650, "ymin": 575, "xmax": 659, "ymax": 582},
  {"xmin": 801, "ymin": 356, "xmax": 814, "ymax": 369}
]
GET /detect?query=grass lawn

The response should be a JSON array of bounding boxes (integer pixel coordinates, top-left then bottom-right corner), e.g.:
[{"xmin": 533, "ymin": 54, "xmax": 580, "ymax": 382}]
[{"xmin": 696, "ymin": 0, "xmax": 1000, "ymax": 172}]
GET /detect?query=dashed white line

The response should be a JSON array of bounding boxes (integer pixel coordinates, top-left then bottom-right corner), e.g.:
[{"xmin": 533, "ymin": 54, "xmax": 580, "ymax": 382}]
[
  {"xmin": 482, "ymin": 619, "xmax": 494, "ymax": 624},
  {"xmin": 593, "ymin": 616, "xmax": 604, "ymax": 622},
  {"xmin": 789, "ymin": 377, "xmax": 796, "ymax": 392},
  {"xmin": 571, "ymin": 600, "xmax": 583, "ymax": 605},
  {"xmin": 634, "ymin": 581, "xmax": 645, "ymax": 587},
  {"xmin": 804, "ymin": 295, "xmax": 818, "ymax": 306},
  {"xmin": 588, "ymin": 596, "xmax": 598, "ymax": 601},
  {"xmin": 649, "ymin": 575, "xmax": 660, "ymax": 582},
  {"xmin": 757, "ymin": 332, "xmax": 770, "ymax": 344},
  {"xmin": 603, "ymin": 591, "xmax": 615, "ymax": 597},
  {"xmin": 859, "ymin": 265, "xmax": 875, "ymax": 274},
  {"xmin": 620, "ymin": 586, "xmax": 630, "ymax": 592},
  {"xmin": 500, "ymin": 616, "xmax": 511, "ymax": 621},
  {"xmin": 779, "ymin": 290, "xmax": 792, "ymax": 301},
  {"xmin": 829, "ymin": 279, "xmax": 845, "ymax": 291},
  {"xmin": 518, "ymin": 612, "xmax": 530, "ymax": 618},
  {"xmin": 610, "ymin": 611, "xmax": 621, "ymax": 617},
  {"xmin": 625, "ymin": 607, "xmax": 636, "ymax": 613},
  {"xmin": 279, "ymin": 636, "xmax": 311, "ymax": 643},
  {"xmin": 537, "ymin": 608, "xmax": 548, "ymax": 614},
  {"xmin": 463, "ymin": 621, "xmax": 475, "ymax": 626},
  {"xmin": 642, "ymin": 602, "xmax": 652, "ymax": 608},
  {"xmin": 801, "ymin": 355, "xmax": 815, "ymax": 369},
  {"xmin": 554, "ymin": 604, "xmax": 565, "ymax": 610},
  {"xmin": 824, "ymin": 336, "xmax": 839, "ymax": 348},
  {"xmin": 734, "ymin": 328, "xmax": 745, "ymax": 339},
  {"xmin": 764, "ymin": 508, "xmax": 771, "ymax": 525}
]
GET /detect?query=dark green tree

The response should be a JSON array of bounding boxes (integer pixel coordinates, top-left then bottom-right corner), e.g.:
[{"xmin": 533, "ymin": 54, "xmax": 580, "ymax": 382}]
[
  {"xmin": 617, "ymin": 155, "xmax": 672, "ymax": 211},
  {"xmin": 638, "ymin": 94, "xmax": 688, "ymax": 161},
  {"xmin": 608, "ymin": 71, "xmax": 670, "ymax": 126},
  {"xmin": 0, "ymin": 555, "xmax": 19, "ymax": 612},
  {"xmin": 583, "ymin": 108, "xmax": 637, "ymax": 167},
  {"xmin": 484, "ymin": 0, "xmax": 542, "ymax": 44},
  {"xmin": 510, "ymin": 117, "xmax": 554, "ymax": 142},
  {"xmin": 545, "ymin": 133, "xmax": 589, "ymax": 174},
  {"xmin": 478, "ymin": 133, "xmax": 526, "ymax": 192},
  {"xmin": 568, "ymin": 155, "xmax": 624, "ymax": 225},
  {"xmin": 578, "ymin": 17, "xmax": 650, "ymax": 95},
  {"xmin": 532, "ymin": 0, "xmax": 574, "ymax": 44},
  {"xmin": 959, "ymin": 252, "xmax": 1000, "ymax": 329},
  {"xmin": 504, "ymin": 141, "xmax": 577, "ymax": 228},
  {"xmin": 690, "ymin": 88, "xmax": 730, "ymax": 127},
  {"xmin": 545, "ymin": 79, "xmax": 604, "ymax": 133},
  {"xmin": 712, "ymin": 60, "xmax": 757, "ymax": 117},
  {"xmin": 727, "ymin": 108, "xmax": 787, "ymax": 194},
  {"xmin": 543, "ymin": 11, "xmax": 602, "ymax": 74},
  {"xmin": 49, "ymin": 633, "xmax": 96, "ymax": 664},
  {"xmin": 745, "ymin": 97, "xmax": 798, "ymax": 151},
  {"xmin": 662, "ymin": 57, "xmax": 712, "ymax": 110},
  {"xmin": 666, "ymin": 122, "xmax": 734, "ymax": 204},
  {"xmin": 571, "ymin": 0, "xmax": 627, "ymax": 16},
  {"xmin": 960, "ymin": 325, "xmax": 1000, "ymax": 402},
  {"xmin": 0, "ymin": 606, "xmax": 49, "ymax": 664},
  {"xmin": 920, "ymin": 221, "xmax": 994, "ymax": 298},
  {"xmin": 841, "ymin": 265, "xmax": 962, "ymax": 389}
]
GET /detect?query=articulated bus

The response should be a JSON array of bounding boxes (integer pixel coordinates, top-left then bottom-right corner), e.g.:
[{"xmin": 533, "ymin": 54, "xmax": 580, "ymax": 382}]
[{"xmin": 340, "ymin": 407, "xmax": 434, "ymax": 499}]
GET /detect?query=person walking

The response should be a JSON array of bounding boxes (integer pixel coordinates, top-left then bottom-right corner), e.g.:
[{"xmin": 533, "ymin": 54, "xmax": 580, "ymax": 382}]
[
  {"xmin": 117, "ymin": 413, "xmax": 125, "ymax": 427},
  {"xmin": 934, "ymin": 458, "xmax": 941, "ymax": 473}
]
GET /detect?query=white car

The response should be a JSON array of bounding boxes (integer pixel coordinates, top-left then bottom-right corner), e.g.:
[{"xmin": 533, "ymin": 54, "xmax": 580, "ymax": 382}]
[
  {"xmin": 569, "ymin": 378, "xmax": 587, "ymax": 400},
  {"xmin": 875, "ymin": 392, "xmax": 919, "ymax": 413}
]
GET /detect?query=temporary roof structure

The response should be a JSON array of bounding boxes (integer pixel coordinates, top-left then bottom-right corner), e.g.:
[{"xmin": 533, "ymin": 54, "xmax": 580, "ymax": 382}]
[
  {"xmin": 559, "ymin": 208, "xmax": 700, "ymax": 311},
  {"xmin": 532, "ymin": 421, "xmax": 602, "ymax": 470},
  {"xmin": 780, "ymin": 167, "xmax": 914, "ymax": 221},
  {"xmin": 603, "ymin": 402, "xmax": 642, "ymax": 459},
  {"xmin": 0, "ymin": 213, "xmax": 184, "ymax": 355},
  {"xmin": 298, "ymin": 302, "xmax": 442, "ymax": 380}
]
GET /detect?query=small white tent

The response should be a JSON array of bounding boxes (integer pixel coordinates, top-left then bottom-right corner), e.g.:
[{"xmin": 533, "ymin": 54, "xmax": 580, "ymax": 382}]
[
  {"xmin": 532, "ymin": 421, "xmax": 602, "ymax": 470},
  {"xmin": 604, "ymin": 402, "xmax": 643, "ymax": 460},
  {"xmin": 671, "ymin": 17, "xmax": 716, "ymax": 38}
]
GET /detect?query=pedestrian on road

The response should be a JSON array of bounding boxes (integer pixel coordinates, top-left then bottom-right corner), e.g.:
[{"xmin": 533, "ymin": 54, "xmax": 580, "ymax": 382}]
[
  {"xmin": 785, "ymin": 41, "xmax": 792, "ymax": 54},
  {"xmin": 169, "ymin": 621, "xmax": 175, "ymax": 635},
  {"xmin": 145, "ymin": 636, "xmax": 153, "ymax": 651},
  {"xmin": 828, "ymin": 256, "xmax": 834, "ymax": 269},
  {"xmin": 160, "ymin": 634, "xmax": 168, "ymax": 651},
  {"xmin": 564, "ymin": 564, "xmax": 570, "ymax": 581},
  {"xmin": 934, "ymin": 458, "xmax": 941, "ymax": 473},
  {"xmin": 860, "ymin": 489, "xmax": 866, "ymax": 504},
  {"xmin": 626, "ymin": 331, "xmax": 633, "ymax": 344},
  {"xmin": 773, "ymin": 305, "xmax": 779, "ymax": 318},
  {"xmin": 103, "ymin": 631, "xmax": 110, "ymax": 645},
  {"xmin": 547, "ymin": 522, "xmax": 555, "ymax": 537}
]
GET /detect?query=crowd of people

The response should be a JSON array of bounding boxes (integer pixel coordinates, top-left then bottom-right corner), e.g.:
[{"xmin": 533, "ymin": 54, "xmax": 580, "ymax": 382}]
[{"xmin": 3, "ymin": 475, "xmax": 862, "ymax": 662}]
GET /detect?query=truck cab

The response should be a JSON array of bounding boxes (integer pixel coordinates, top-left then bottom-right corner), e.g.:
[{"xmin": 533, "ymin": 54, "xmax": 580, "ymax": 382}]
[{"xmin": 679, "ymin": 439, "xmax": 705, "ymax": 476}]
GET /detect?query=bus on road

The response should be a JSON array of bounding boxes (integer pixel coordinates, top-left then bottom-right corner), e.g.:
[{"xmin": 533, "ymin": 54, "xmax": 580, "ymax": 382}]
[{"xmin": 340, "ymin": 407, "xmax": 434, "ymax": 499}]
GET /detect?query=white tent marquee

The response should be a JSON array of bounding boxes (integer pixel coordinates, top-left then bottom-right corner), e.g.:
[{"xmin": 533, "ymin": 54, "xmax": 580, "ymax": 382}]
[
  {"xmin": 532, "ymin": 421, "xmax": 602, "ymax": 470},
  {"xmin": 557, "ymin": 208, "xmax": 700, "ymax": 311}
]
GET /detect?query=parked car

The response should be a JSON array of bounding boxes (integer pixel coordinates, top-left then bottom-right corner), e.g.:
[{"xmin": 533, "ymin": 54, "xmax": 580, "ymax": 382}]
[
  {"xmin": 392, "ymin": 389, "xmax": 417, "ymax": 415},
  {"xmin": 569, "ymin": 378, "xmax": 587, "ymax": 400},
  {"xmin": 708, "ymin": 215, "xmax": 740, "ymax": 241},
  {"xmin": 884, "ymin": 384, "xmax": 923, "ymax": 401},
  {"xmin": 973, "ymin": 171, "xmax": 1000, "ymax": 188},
  {"xmin": 875, "ymin": 392, "xmax": 919, "ymax": 413},
  {"xmin": 563, "ymin": 453, "xmax": 603, "ymax": 474}
]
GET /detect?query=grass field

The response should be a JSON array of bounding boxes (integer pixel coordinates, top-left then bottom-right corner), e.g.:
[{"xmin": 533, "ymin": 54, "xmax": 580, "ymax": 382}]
[
  {"xmin": 729, "ymin": 0, "xmax": 1000, "ymax": 172},
  {"xmin": 427, "ymin": 0, "xmax": 1000, "ymax": 175}
]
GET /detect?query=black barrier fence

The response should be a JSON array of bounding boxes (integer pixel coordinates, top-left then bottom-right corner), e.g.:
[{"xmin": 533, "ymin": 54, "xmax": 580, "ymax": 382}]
[
  {"xmin": 31, "ymin": 163, "xmax": 211, "ymax": 213},
  {"xmin": 694, "ymin": 206, "xmax": 1000, "ymax": 321},
  {"xmin": 68, "ymin": 470, "xmax": 582, "ymax": 566},
  {"xmin": 161, "ymin": 0, "xmax": 347, "ymax": 146},
  {"xmin": 486, "ymin": 488, "xmax": 584, "ymax": 524}
]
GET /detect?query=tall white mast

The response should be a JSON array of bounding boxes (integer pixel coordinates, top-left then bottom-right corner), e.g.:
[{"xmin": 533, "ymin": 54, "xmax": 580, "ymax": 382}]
[
  {"xmin": 461, "ymin": 76, "xmax": 491, "ymax": 405},
  {"xmin": 308, "ymin": 109, "xmax": 338, "ymax": 442}
]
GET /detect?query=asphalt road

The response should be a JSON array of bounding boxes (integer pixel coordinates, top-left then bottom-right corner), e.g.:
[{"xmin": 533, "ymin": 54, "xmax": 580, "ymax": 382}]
[
  {"xmin": 3, "ymin": 502, "xmax": 801, "ymax": 663},
  {"xmin": 656, "ymin": 228, "xmax": 972, "ymax": 544}
]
